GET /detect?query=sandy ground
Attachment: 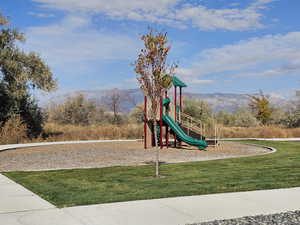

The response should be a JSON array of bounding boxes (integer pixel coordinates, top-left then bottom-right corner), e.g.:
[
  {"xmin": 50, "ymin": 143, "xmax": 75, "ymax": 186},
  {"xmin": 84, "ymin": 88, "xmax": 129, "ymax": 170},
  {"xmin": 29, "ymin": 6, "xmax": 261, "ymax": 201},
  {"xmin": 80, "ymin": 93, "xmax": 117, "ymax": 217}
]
[{"xmin": 0, "ymin": 141, "xmax": 270, "ymax": 171}]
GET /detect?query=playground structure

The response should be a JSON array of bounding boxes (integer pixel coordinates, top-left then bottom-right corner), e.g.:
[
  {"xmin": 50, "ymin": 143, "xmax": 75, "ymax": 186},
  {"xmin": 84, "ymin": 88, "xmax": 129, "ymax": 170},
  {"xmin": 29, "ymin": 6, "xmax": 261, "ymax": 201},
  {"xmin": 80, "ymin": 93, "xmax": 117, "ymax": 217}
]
[{"xmin": 143, "ymin": 76, "xmax": 220, "ymax": 150}]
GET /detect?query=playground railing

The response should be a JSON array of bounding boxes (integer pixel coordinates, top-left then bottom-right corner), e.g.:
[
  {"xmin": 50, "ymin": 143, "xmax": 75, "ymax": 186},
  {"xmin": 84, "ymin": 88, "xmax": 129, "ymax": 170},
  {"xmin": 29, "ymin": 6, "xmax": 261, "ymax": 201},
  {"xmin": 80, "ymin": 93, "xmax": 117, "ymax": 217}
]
[
  {"xmin": 181, "ymin": 112, "xmax": 203, "ymax": 126},
  {"xmin": 181, "ymin": 112, "xmax": 204, "ymax": 137},
  {"xmin": 180, "ymin": 112, "xmax": 220, "ymax": 146}
]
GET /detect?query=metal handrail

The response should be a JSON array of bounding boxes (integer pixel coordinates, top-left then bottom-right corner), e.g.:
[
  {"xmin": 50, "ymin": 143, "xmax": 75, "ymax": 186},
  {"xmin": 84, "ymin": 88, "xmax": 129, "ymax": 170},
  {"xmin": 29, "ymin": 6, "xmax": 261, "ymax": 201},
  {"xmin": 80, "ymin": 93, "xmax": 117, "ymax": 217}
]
[
  {"xmin": 181, "ymin": 112, "xmax": 203, "ymax": 127},
  {"xmin": 180, "ymin": 112, "xmax": 204, "ymax": 136},
  {"xmin": 180, "ymin": 121, "xmax": 203, "ymax": 136},
  {"xmin": 180, "ymin": 112, "xmax": 220, "ymax": 146}
]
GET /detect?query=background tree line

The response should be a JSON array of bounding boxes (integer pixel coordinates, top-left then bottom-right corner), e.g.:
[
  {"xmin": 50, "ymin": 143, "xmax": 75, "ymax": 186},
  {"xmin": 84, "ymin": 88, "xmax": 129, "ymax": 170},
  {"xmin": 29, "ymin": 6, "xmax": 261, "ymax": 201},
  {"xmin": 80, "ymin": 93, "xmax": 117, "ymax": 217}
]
[
  {"xmin": 184, "ymin": 91, "xmax": 300, "ymax": 128},
  {"xmin": 46, "ymin": 93, "xmax": 143, "ymax": 126},
  {"xmin": 45, "ymin": 90, "xmax": 300, "ymax": 129}
]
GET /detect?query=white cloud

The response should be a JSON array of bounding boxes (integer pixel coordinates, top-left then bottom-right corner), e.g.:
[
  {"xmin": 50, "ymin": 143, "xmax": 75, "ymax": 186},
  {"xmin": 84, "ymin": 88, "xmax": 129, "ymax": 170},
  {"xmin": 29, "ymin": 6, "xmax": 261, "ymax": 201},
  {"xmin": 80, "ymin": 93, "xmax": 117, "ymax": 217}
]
[
  {"xmin": 235, "ymin": 60, "xmax": 300, "ymax": 77},
  {"xmin": 32, "ymin": 0, "xmax": 179, "ymax": 22},
  {"xmin": 182, "ymin": 77, "xmax": 215, "ymax": 85},
  {"xmin": 23, "ymin": 14, "xmax": 140, "ymax": 71},
  {"xmin": 32, "ymin": 0, "xmax": 274, "ymax": 31},
  {"xmin": 28, "ymin": 12, "xmax": 55, "ymax": 18},
  {"xmin": 172, "ymin": 2, "xmax": 264, "ymax": 31},
  {"xmin": 230, "ymin": 3, "xmax": 241, "ymax": 7},
  {"xmin": 178, "ymin": 32, "xmax": 300, "ymax": 78},
  {"xmin": 269, "ymin": 88, "xmax": 298, "ymax": 101}
]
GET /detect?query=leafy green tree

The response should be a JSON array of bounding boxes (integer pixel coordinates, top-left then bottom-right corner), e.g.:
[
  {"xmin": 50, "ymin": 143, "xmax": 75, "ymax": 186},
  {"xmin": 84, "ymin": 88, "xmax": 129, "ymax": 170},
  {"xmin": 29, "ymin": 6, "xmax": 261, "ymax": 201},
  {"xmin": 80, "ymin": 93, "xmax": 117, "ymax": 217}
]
[
  {"xmin": 129, "ymin": 104, "xmax": 144, "ymax": 123},
  {"xmin": 215, "ymin": 110, "xmax": 234, "ymax": 126},
  {"xmin": 0, "ymin": 13, "xmax": 56, "ymax": 137},
  {"xmin": 216, "ymin": 108, "xmax": 259, "ymax": 127},
  {"xmin": 0, "ymin": 14, "xmax": 56, "ymax": 96},
  {"xmin": 249, "ymin": 91, "xmax": 273, "ymax": 125},
  {"xmin": 47, "ymin": 94, "xmax": 97, "ymax": 126},
  {"xmin": 232, "ymin": 109, "xmax": 260, "ymax": 127},
  {"xmin": 269, "ymin": 108, "xmax": 287, "ymax": 125},
  {"xmin": 285, "ymin": 110, "xmax": 300, "ymax": 128},
  {"xmin": 19, "ymin": 93, "xmax": 44, "ymax": 137},
  {"xmin": 183, "ymin": 98, "xmax": 213, "ymax": 124},
  {"xmin": 281, "ymin": 101, "xmax": 300, "ymax": 128}
]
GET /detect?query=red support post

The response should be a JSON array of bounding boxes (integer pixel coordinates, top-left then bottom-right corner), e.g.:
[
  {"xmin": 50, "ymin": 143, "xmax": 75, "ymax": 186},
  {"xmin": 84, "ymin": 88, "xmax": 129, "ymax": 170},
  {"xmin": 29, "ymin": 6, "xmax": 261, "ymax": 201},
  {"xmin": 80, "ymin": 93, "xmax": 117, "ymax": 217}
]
[
  {"xmin": 174, "ymin": 86, "xmax": 177, "ymax": 121},
  {"xmin": 165, "ymin": 90, "xmax": 169, "ymax": 148},
  {"xmin": 144, "ymin": 96, "xmax": 147, "ymax": 149},
  {"xmin": 179, "ymin": 87, "xmax": 183, "ymax": 147},
  {"xmin": 160, "ymin": 95, "xmax": 163, "ymax": 149},
  {"xmin": 174, "ymin": 86, "xmax": 177, "ymax": 147},
  {"xmin": 179, "ymin": 87, "xmax": 182, "ymax": 114}
]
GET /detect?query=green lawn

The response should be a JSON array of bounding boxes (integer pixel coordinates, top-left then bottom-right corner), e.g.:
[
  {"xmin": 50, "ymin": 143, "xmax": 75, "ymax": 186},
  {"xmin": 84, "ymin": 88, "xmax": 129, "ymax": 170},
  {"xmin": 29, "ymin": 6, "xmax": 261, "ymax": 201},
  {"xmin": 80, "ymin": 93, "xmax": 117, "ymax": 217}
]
[{"xmin": 3, "ymin": 141, "xmax": 300, "ymax": 208}]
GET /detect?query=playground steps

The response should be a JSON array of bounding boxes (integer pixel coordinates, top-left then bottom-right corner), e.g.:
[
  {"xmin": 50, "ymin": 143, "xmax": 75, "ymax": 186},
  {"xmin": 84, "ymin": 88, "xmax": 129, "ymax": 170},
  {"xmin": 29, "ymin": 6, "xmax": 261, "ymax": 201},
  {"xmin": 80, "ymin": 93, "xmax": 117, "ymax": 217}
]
[
  {"xmin": 180, "ymin": 125, "xmax": 204, "ymax": 140},
  {"xmin": 180, "ymin": 113, "xmax": 203, "ymax": 134},
  {"xmin": 180, "ymin": 112, "xmax": 205, "ymax": 136},
  {"xmin": 181, "ymin": 121, "xmax": 203, "ymax": 138},
  {"xmin": 180, "ymin": 112, "xmax": 219, "ymax": 147}
]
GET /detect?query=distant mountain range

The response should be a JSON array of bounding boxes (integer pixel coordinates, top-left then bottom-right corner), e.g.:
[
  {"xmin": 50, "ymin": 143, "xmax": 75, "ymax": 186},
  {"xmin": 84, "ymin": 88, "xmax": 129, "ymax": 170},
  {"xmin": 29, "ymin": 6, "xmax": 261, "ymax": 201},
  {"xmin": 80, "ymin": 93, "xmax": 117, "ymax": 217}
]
[{"xmin": 40, "ymin": 88, "xmax": 290, "ymax": 112}]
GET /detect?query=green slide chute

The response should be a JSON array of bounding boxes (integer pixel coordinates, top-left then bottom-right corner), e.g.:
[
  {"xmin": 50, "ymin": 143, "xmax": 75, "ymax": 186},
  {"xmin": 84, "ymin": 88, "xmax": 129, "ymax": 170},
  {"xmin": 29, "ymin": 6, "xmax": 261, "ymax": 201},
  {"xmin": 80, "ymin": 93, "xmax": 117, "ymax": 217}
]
[{"xmin": 162, "ymin": 115, "xmax": 207, "ymax": 150}]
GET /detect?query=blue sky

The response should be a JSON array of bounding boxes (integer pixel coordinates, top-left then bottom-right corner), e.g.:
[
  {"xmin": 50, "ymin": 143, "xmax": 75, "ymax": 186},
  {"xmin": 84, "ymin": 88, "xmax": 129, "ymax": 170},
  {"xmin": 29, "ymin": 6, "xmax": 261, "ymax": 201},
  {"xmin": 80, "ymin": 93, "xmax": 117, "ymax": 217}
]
[{"xmin": 2, "ymin": 0, "xmax": 300, "ymax": 98}]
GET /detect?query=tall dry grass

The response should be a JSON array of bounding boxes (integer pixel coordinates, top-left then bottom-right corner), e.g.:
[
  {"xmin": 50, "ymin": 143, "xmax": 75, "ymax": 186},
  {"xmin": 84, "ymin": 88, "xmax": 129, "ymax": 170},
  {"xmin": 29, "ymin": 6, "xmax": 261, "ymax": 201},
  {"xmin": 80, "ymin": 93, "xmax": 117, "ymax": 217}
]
[
  {"xmin": 219, "ymin": 125, "xmax": 300, "ymax": 138},
  {"xmin": 0, "ymin": 122, "xmax": 143, "ymax": 144},
  {"xmin": 2, "ymin": 121, "xmax": 300, "ymax": 145},
  {"xmin": 0, "ymin": 115, "xmax": 28, "ymax": 144},
  {"xmin": 43, "ymin": 123, "xmax": 143, "ymax": 142}
]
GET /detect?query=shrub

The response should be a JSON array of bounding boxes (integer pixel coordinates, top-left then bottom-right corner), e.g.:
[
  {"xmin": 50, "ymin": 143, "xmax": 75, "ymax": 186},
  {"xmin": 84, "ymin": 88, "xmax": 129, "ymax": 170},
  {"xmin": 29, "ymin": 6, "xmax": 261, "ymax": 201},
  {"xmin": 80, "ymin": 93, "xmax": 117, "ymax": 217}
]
[
  {"xmin": 232, "ymin": 109, "xmax": 260, "ymax": 127},
  {"xmin": 183, "ymin": 98, "xmax": 213, "ymax": 123},
  {"xmin": 216, "ymin": 109, "xmax": 259, "ymax": 127},
  {"xmin": 47, "ymin": 94, "xmax": 97, "ymax": 125},
  {"xmin": 0, "ymin": 85, "xmax": 45, "ymax": 138},
  {"xmin": 129, "ymin": 104, "xmax": 144, "ymax": 123},
  {"xmin": 0, "ymin": 114, "xmax": 27, "ymax": 144}
]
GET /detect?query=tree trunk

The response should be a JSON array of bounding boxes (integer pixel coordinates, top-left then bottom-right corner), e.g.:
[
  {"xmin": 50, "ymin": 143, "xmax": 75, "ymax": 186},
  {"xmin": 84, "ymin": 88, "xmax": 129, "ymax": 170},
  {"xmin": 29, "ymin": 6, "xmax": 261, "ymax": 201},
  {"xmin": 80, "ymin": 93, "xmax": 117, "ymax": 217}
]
[
  {"xmin": 153, "ymin": 119, "xmax": 159, "ymax": 177},
  {"xmin": 113, "ymin": 104, "xmax": 117, "ymax": 123}
]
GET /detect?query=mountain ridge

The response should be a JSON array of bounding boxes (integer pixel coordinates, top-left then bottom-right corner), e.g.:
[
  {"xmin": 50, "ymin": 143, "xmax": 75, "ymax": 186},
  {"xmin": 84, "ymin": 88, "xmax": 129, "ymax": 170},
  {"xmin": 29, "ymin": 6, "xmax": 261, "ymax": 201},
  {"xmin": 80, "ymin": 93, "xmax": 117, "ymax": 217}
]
[{"xmin": 39, "ymin": 88, "xmax": 288, "ymax": 112}]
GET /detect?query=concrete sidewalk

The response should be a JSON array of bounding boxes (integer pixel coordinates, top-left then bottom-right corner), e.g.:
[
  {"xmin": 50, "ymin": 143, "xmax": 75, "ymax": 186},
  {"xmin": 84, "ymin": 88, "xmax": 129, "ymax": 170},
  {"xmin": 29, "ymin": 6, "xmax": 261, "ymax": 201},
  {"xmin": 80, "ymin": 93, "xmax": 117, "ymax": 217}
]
[
  {"xmin": 1, "ymin": 174, "xmax": 300, "ymax": 225},
  {"xmin": 0, "ymin": 174, "xmax": 55, "ymax": 214},
  {"xmin": 0, "ymin": 174, "xmax": 82, "ymax": 225},
  {"xmin": 62, "ymin": 187, "xmax": 300, "ymax": 225}
]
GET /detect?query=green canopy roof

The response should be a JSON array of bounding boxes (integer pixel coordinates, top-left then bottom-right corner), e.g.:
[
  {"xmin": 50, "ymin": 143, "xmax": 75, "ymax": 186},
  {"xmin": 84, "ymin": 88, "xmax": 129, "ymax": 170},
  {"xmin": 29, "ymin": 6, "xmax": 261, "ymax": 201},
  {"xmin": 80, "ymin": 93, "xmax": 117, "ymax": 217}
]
[{"xmin": 172, "ymin": 76, "xmax": 187, "ymax": 87}]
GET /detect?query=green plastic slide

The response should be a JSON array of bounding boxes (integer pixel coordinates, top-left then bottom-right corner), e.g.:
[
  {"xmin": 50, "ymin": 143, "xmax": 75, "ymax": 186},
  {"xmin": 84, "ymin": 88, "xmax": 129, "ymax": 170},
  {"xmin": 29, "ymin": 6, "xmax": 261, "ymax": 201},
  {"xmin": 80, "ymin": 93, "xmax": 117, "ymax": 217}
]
[{"xmin": 163, "ymin": 115, "xmax": 208, "ymax": 150}]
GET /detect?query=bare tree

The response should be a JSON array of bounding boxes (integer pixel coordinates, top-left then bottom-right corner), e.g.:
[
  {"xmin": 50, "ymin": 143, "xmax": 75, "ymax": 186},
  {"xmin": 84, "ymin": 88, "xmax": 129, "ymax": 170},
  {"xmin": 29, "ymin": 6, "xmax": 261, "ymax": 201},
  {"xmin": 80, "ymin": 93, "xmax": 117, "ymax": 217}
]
[
  {"xmin": 134, "ymin": 29, "xmax": 175, "ymax": 177},
  {"xmin": 105, "ymin": 88, "xmax": 122, "ymax": 124}
]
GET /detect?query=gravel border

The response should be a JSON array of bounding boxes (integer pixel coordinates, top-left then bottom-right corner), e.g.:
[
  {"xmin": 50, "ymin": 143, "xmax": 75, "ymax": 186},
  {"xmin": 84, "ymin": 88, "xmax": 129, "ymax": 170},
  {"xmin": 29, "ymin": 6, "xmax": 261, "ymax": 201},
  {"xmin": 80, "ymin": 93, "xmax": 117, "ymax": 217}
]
[
  {"xmin": 187, "ymin": 210, "xmax": 300, "ymax": 225},
  {"xmin": 0, "ymin": 139, "xmax": 142, "ymax": 152},
  {"xmin": 0, "ymin": 138, "xmax": 282, "ymax": 153},
  {"xmin": 0, "ymin": 137, "xmax": 289, "ymax": 153},
  {"xmin": 236, "ymin": 142, "xmax": 277, "ymax": 156},
  {"xmin": 0, "ymin": 141, "xmax": 272, "ymax": 171}
]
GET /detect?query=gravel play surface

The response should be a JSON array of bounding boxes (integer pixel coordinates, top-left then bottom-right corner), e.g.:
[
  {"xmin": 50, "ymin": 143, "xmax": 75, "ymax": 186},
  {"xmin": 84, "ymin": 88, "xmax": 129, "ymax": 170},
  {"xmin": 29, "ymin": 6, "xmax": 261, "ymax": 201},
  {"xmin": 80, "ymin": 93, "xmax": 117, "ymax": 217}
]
[
  {"xmin": 0, "ymin": 141, "xmax": 270, "ymax": 171},
  {"xmin": 189, "ymin": 210, "xmax": 300, "ymax": 225}
]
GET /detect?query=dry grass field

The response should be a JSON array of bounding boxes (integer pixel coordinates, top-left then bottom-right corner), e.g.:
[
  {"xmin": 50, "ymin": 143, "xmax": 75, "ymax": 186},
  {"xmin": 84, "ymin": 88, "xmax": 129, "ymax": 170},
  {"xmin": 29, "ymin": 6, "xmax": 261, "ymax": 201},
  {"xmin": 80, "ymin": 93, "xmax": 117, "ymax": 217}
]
[
  {"xmin": 220, "ymin": 125, "xmax": 300, "ymax": 138},
  {"xmin": 1, "ymin": 122, "xmax": 300, "ymax": 145}
]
